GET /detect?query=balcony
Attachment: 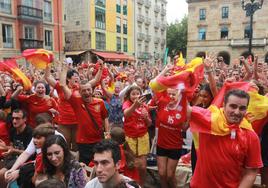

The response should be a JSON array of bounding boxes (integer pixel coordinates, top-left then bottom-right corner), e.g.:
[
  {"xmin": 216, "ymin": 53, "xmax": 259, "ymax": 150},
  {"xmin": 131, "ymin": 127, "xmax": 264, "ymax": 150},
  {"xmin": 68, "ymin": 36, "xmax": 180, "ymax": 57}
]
[
  {"xmin": 137, "ymin": 14, "xmax": 145, "ymax": 23},
  {"xmin": 161, "ymin": 23, "xmax": 166, "ymax": 31},
  {"xmin": 17, "ymin": 5, "xmax": 43, "ymax": 21},
  {"xmin": 154, "ymin": 21, "xmax": 160, "ymax": 29},
  {"xmin": 145, "ymin": 0, "xmax": 151, "ymax": 8},
  {"xmin": 137, "ymin": 32, "xmax": 145, "ymax": 41},
  {"xmin": 154, "ymin": 5, "xmax": 160, "ymax": 13},
  {"xmin": 137, "ymin": 0, "xmax": 144, "ymax": 5},
  {"xmin": 144, "ymin": 17, "xmax": 151, "ymax": 25},
  {"xmin": 20, "ymin": 39, "xmax": 43, "ymax": 50},
  {"xmin": 161, "ymin": 8, "xmax": 166, "ymax": 16},
  {"xmin": 154, "ymin": 37, "xmax": 160, "ymax": 44},
  {"xmin": 145, "ymin": 34, "xmax": 151, "ymax": 42},
  {"xmin": 230, "ymin": 38, "xmax": 267, "ymax": 47}
]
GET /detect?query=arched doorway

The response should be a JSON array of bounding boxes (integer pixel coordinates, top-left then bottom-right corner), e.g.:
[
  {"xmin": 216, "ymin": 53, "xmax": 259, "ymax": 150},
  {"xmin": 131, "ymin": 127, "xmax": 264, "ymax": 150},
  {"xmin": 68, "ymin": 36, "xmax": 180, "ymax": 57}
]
[
  {"xmin": 265, "ymin": 52, "xmax": 268, "ymax": 63},
  {"xmin": 241, "ymin": 51, "xmax": 254, "ymax": 61},
  {"xmin": 218, "ymin": 51, "xmax": 230, "ymax": 65},
  {"xmin": 196, "ymin": 51, "xmax": 206, "ymax": 58}
]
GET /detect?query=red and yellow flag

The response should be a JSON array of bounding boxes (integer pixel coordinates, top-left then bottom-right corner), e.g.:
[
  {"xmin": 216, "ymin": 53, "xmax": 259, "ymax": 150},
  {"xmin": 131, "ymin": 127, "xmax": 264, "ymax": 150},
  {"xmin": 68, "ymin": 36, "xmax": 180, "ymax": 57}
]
[
  {"xmin": 22, "ymin": 49, "xmax": 54, "ymax": 69},
  {"xmin": 211, "ymin": 81, "xmax": 268, "ymax": 135},
  {"xmin": 0, "ymin": 59, "xmax": 32, "ymax": 90},
  {"xmin": 175, "ymin": 52, "xmax": 185, "ymax": 67},
  {"xmin": 149, "ymin": 57, "xmax": 204, "ymax": 99}
]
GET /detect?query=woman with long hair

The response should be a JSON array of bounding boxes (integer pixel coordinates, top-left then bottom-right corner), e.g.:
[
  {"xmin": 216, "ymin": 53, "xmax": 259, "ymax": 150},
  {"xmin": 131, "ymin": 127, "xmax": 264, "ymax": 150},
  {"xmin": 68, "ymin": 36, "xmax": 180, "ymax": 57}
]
[
  {"xmin": 41, "ymin": 135, "xmax": 86, "ymax": 188},
  {"xmin": 123, "ymin": 85, "xmax": 151, "ymax": 186}
]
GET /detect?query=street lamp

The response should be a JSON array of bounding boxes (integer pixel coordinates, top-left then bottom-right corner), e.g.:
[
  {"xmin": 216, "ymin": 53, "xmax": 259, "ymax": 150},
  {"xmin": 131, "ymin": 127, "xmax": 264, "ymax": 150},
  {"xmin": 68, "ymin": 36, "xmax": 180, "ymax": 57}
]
[{"xmin": 241, "ymin": 0, "xmax": 264, "ymax": 55}]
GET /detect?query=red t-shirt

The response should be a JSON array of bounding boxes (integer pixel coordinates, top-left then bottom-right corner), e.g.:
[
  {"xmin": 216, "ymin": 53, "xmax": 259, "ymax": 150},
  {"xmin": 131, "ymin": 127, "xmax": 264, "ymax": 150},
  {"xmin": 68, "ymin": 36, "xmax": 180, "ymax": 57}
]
[
  {"xmin": 68, "ymin": 91, "xmax": 108, "ymax": 144},
  {"xmin": 190, "ymin": 109, "xmax": 263, "ymax": 188},
  {"xmin": 54, "ymin": 82, "xmax": 77, "ymax": 125},
  {"xmin": 152, "ymin": 92, "xmax": 187, "ymax": 149},
  {"xmin": 35, "ymin": 153, "xmax": 44, "ymax": 173},
  {"xmin": 123, "ymin": 100, "xmax": 149, "ymax": 138},
  {"xmin": 0, "ymin": 121, "xmax": 9, "ymax": 158},
  {"xmin": 17, "ymin": 94, "xmax": 58, "ymax": 128}
]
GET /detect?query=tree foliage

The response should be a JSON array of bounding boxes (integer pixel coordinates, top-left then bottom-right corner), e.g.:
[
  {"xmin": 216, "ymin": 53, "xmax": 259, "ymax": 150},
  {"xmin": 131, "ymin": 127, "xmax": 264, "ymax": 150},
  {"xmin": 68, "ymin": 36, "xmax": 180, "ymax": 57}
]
[{"xmin": 166, "ymin": 16, "xmax": 188, "ymax": 58}]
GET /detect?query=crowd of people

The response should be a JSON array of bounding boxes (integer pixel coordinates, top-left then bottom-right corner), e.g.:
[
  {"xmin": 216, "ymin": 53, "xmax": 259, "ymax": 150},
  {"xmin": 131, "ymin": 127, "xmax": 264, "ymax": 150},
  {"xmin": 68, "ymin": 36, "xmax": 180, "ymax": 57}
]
[{"xmin": 0, "ymin": 52, "xmax": 267, "ymax": 188}]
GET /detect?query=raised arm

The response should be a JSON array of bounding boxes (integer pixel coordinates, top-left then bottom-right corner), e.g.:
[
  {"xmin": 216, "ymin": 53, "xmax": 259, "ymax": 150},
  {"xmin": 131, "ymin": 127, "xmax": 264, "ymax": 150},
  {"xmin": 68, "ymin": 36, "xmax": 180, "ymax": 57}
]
[
  {"xmin": 88, "ymin": 60, "xmax": 103, "ymax": 87},
  {"xmin": 204, "ymin": 53, "xmax": 218, "ymax": 97},
  {"xmin": 59, "ymin": 62, "xmax": 72, "ymax": 100},
  {"xmin": 253, "ymin": 56, "xmax": 260, "ymax": 80},
  {"xmin": 101, "ymin": 80, "xmax": 113, "ymax": 99},
  {"xmin": 11, "ymin": 85, "xmax": 23, "ymax": 99},
  {"xmin": 240, "ymin": 56, "xmax": 253, "ymax": 81},
  {"xmin": 44, "ymin": 64, "xmax": 57, "ymax": 87}
]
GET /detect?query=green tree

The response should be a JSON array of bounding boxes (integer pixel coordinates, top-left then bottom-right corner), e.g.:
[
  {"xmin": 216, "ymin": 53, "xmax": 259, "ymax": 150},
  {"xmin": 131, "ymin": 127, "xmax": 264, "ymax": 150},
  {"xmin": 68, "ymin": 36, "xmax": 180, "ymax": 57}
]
[{"xmin": 166, "ymin": 16, "xmax": 188, "ymax": 58}]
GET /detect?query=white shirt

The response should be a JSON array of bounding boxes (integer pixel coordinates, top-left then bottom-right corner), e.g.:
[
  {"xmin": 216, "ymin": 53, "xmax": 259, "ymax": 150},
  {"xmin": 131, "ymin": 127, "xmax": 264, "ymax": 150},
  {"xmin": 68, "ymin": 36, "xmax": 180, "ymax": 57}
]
[
  {"xmin": 85, "ymin": 175, "xmax": 132, "ymax": 188},
  {"xmin": 25, "ymin": 130, "xmax": 64, "ymax": 155}
]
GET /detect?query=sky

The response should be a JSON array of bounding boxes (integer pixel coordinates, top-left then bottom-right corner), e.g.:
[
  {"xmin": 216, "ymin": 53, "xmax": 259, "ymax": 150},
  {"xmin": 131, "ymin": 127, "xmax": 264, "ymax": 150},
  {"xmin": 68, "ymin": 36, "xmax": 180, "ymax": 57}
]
[{"xmin": 166, "ymin": 0, "xmax": 188, "ymax": 23}]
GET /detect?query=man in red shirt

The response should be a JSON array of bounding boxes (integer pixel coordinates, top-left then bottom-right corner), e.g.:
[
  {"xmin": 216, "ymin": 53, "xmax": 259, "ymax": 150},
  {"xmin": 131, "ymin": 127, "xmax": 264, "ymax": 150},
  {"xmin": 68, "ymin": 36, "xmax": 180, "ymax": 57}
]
[
  {"xmin": 188, "ymin": 89, "xmax": 263, "ymax": 188},
  {"xmin": 60, "ymin": 63, "xmax": 109, "ymax": 164}
]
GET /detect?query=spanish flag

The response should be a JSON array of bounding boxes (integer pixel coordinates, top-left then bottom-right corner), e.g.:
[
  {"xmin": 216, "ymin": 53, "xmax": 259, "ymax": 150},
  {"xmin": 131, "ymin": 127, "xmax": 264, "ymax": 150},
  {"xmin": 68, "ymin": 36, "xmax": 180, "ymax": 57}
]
[
  {"xmin": 0, "ymin": 59, "xmax": 32, "ymax": 90},
  {"xmin": 22, "ymin": 49, "xmax": 54, "ymax": 69},
  {"xmin": 149, "ymin": 57, "xmax": 204, "ymax": 99},
  {"xmin": 211, "ymin": 81, "xmax": 268, "ymax": 135},
  {"xmin": 176, "ymin": 52, "xmax": 185, "ymax": 67}
]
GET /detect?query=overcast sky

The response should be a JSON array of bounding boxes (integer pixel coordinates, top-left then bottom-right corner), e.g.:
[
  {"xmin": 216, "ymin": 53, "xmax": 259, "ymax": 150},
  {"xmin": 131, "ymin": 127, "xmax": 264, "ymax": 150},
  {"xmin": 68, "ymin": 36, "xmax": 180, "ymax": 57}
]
[{"xmin": 166, "ymin": 0, "xmax": 188, "ymax": 23}]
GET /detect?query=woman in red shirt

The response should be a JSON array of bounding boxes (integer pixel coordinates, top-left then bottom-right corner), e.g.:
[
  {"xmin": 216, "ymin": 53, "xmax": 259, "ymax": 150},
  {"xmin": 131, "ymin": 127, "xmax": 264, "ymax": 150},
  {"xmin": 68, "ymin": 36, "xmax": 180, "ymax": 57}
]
[
  {"xmin": 123, "ymin": 85, "xmax": 151, "ymax": 186},
  {"xmin": 12, "ymin": 81, "xmax": 58, "ymax": 128}
]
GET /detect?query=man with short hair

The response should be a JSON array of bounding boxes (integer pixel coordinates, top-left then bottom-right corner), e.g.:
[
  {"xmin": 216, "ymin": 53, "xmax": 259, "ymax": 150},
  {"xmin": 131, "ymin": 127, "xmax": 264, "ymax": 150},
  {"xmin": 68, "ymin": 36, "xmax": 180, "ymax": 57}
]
[
  {"xmin": 188, "ymin": 89, "xmax": 263, "ymax": 188},
  {"xmin": 0, "ymin": 109, "xmax": 32, "ymax": 187},
  {"xmin": 85, "ymin": 140, "xmax": 139, "ymax": 188},
  {"xmin": 60, "ymin": 63, "xmax": 109, "ymax": 164}
]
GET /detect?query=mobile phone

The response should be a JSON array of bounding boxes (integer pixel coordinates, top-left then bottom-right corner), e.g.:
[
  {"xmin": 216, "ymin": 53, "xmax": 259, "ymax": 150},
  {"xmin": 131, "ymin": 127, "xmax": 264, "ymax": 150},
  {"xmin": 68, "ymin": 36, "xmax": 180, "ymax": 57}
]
[{"xmin": 142, "ymin": 93, "xmax": 152, "ymax": 101}]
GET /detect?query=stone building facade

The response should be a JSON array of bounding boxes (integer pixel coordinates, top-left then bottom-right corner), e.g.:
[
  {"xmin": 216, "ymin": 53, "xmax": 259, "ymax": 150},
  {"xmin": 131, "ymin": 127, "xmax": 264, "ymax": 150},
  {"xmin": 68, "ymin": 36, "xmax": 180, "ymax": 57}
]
[{"xmin": 187, "ymin": 0, "xmax": 268, "ymax": 64}]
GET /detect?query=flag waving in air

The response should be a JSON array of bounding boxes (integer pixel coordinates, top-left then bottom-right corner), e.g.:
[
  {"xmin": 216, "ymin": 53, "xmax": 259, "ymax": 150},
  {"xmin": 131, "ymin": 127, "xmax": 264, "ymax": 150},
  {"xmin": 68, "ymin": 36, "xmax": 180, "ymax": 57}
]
[
  {"xmin": 22, "ymin": 49, "xmax": 54, "ymax": 69},
  {"xmin": 0, "ymin": 59, "xmax": 32, "ymax": 90},
  {"xmin": 149, "ymin": 57, "xmax": 204, "ymax": 99}
]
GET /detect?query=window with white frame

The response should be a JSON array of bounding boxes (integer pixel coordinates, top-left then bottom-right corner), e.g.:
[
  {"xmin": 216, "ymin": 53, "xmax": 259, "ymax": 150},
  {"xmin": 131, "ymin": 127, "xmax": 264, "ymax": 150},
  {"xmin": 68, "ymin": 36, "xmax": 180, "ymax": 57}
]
[
  {"xmin": 123, "ymin": 19, "xmax": 127, "ymax": 34},
  {"xmin": 44, "ymin": 1, "xmax": 52, "ymax": 22},
  {"xmin": 95, "ymin": 7, "xmax": 105, "ymax": 30},
  {"xmin": 96, "ymin": 32, "xmax": 105, "ymax": 50},
  {"xmin": 2, "ymin": 24, "xmax": 13, "ymax": 48},
  {"xmin": 0, "ymin": 0, "xmax": 11, "ymax": 14},
  {"xmin": 24, "ymin": 26, "xmax": 35, "ymax": 39},
  {"xmin": 123, "ymin": 38, "xmax": 127, "ymax": 52},
  {"xmin": 45, "ymin": 30, "xmax": 53, "ymax": 50},
  {"xmin": 116, "ymin": 37, "xmax": 121, "ymax": 51},
  {"xmin": 116, "ymin": 17, "xmax": 121, "ymax": 33},
  {"xmin": 22, "ymin": 0, "xmax": 33, "ymax": 7}
]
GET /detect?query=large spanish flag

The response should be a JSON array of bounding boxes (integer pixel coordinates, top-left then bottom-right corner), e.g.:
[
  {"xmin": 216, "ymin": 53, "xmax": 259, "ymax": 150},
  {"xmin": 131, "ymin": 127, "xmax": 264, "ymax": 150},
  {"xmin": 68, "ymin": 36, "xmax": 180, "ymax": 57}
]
[
  {"xmin": 149, "ymin": 57, "xmax": 204, "ymax": 99},
  {"xmin": 211, "ymin": 81, "xmax": 268, "ymax": 135},
  {"xmin": 22, "ymin": 49, "xmax": 54, "ymax": 69},
  {"xmin": 0, "ymin": 59, "xmax": 32, "ymax": 90}
]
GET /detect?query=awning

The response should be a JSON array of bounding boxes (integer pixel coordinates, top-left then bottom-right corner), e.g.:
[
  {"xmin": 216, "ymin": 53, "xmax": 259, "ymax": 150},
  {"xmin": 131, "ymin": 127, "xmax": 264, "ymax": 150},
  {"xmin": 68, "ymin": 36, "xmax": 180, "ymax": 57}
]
[
  {"xmin": 91, "ymin": 51, "xmax": 135, "ymax": 62},
  {"xmin": 65, "ymin": 50, "xmax": 86, "ymax": 56}
]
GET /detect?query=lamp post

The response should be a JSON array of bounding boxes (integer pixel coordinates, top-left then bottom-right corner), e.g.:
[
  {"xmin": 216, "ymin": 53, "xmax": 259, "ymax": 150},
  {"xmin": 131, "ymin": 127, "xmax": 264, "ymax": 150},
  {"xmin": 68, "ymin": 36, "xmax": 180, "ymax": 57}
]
[{"xmin": 241, "ymin": 0, "xmax": 264, "ymax": 55}]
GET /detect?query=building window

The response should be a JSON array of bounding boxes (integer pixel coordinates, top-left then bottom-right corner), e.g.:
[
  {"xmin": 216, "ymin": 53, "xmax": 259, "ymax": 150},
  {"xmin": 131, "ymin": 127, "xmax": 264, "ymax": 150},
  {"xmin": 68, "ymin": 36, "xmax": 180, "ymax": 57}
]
[
  {"xmin": 24, "ymin": 26, "xmax": 35, "ymax": 39},
  {"xmin": 198, "ymin": 28, "xmax": 206, "ymax": 40},
  {"xmin": 222, "ymin": 6, "xmax": 229, "ymax": 19},
  {"xmin": 96, "ymin": 32, "xmax": 105, "ymax": 50},
  {"xmin": 123, "ymin": 38, "xmax": 127, "ymax": 52},
  {"xmin": 0, "ymin": 0, "xmax": 11, "ymax": 14},
  {"xmin": 22, "ymin": 0, "xmax": 33, "ymax": 7},
  {"xmin": 116, "ymin": 0, "xmax": 121, "ymax": 13},
  {"xmin": 95, "ymin": 7, "xmax": 106, "ymax": 30},
  {"xmin": 123, "ymin": 5, "xmax": 127, "ymax": 15},
  {"xmin": 2, "ymin": 24, "xmax": 13, "ymax": 48},
  {"xmin": 116, "ymin": 37, "xmax": 121, "ymax": 51},
  {"xmin": 116, "ymin": 17, "xmax": 121, "ymax": 33},
  {"xmin": 123, "ymin": 19, "xmax": 127, "ymax": 34},
  {"xmin": 44, "ymin": 1, "xmax": 52, "ymax": 22},
  {"xmin": 199, "ymin": 9, "xmax": 206, "ymax": 20},
  {"xmin": 95, "ymin": 0, "xmax": 105, "ymax": 8},
  {"xmin": 244, "ymin": 25, "xmax": 250, "ymax": 39},
  {"xmin": 220, "ymin": 27, "xmax": 228, "ymax": 39},
  {"xmin": 45, "ymin": 30, "xmax": 53, "ymax": 50}
]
